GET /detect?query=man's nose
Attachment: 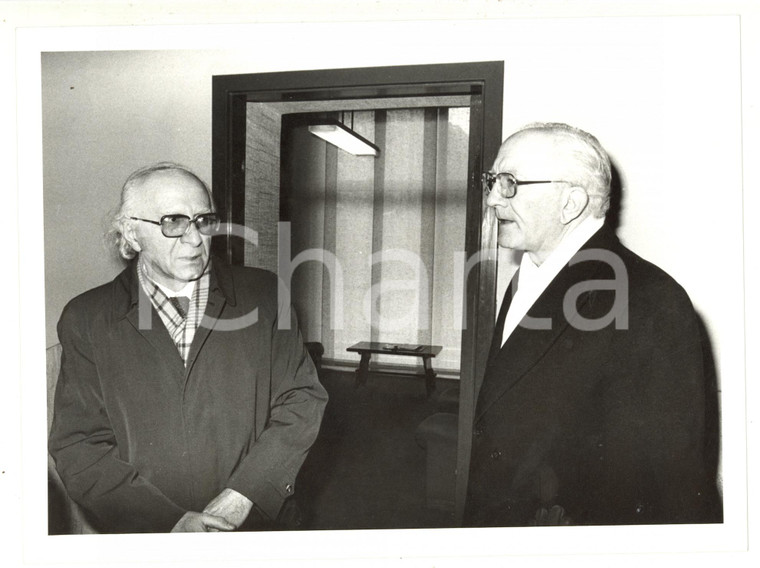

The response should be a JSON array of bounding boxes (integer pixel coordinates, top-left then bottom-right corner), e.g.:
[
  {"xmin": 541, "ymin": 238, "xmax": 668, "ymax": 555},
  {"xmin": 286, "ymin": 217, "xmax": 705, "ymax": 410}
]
[
  {"xmin": 180, "ymin": 220, "xmax": 204, "ymax": 246},
  {"xmin": 486, "ymin": 187, "xmax": 509, "ymax": 208}
]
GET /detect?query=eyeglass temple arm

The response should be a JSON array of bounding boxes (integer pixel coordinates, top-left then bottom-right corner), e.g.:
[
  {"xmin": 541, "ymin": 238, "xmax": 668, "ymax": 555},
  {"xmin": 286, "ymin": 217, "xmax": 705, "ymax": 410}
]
[
  {"xmin": 482, "ymin": 173, "xmax": 555, "ymax": 186},
  {"xmin": 129, "ymin": 217, "xmax": 162, "ymax": 226}
]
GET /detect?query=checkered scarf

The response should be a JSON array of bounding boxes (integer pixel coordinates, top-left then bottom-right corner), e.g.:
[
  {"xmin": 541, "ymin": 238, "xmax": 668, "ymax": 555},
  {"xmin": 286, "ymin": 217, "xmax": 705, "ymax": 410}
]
[{"xmin": 136, "ymin": 261, "xmax": 210, "ymax": 365}]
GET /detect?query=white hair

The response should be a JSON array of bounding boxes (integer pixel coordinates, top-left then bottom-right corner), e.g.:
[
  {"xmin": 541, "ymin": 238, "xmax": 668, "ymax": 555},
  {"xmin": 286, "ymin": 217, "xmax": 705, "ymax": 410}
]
[
  {"xmin": 104, "ymin": 162, "xmax": 214, "ymax": 260},
  {"xmin": 514, "ymin": 122, "xmax": 612, "ymax": 218}
]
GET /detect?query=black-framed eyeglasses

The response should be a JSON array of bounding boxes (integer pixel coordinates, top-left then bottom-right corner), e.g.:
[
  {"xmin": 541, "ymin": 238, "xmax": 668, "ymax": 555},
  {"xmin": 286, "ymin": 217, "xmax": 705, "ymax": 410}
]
[
  {"xmin": 481, "ymin": 172, "xmax": 568, "ymax": 199},
  {"xmin": 130, "ymin": 213, "xmax": 221, "ymax": 238}
]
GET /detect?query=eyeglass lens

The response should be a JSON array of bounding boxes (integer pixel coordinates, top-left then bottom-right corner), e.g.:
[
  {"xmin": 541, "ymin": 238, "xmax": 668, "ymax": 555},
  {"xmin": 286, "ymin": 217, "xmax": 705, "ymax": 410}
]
[
  {"xmin": 483, "ymin": 173, "xmax": 516, "ymax": 198},
  {"xmin": 161, "ymin": 214, "xmax": 220, "ymax": 237}
]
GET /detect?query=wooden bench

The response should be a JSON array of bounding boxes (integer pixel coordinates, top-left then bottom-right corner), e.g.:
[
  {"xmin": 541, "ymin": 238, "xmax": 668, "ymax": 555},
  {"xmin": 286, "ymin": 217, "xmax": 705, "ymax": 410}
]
[{"xmin": 346, "ymin": 341, "xmax": 443, "ymax": 396}]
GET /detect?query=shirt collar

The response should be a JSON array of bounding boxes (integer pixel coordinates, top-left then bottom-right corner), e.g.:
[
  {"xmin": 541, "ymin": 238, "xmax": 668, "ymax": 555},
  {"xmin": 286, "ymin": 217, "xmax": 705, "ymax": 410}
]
[
  {"xmin": 116, "ymin": 256, "xmax": 234, "ymax": 321},
  {"xmin": 518, "ymin": 215, "xmax": 605, "ymax": 290},
  {"xmin": 155, "ymin": 278, "xmax": 196, "ymax": 299},
  {"xmin": 139, "ymin": 259, "xmax": 201, "ymax": 298}
]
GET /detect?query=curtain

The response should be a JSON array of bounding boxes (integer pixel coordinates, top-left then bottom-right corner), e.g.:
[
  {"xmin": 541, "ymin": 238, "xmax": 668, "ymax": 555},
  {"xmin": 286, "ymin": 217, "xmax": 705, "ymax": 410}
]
[{"xmin": 280, "ymin": 107, "xmax": 469, "ymax": 373}]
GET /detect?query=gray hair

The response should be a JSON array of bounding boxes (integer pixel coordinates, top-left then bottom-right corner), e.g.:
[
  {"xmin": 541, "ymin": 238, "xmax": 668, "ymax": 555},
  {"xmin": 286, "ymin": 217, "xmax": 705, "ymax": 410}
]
[
  {"xmin": 515, "ymin": 122, "xmax": 612, "ymax": 217},
  {"xmin": 105, "ymin": 162, "xmax": 214, "ymax": 260}
]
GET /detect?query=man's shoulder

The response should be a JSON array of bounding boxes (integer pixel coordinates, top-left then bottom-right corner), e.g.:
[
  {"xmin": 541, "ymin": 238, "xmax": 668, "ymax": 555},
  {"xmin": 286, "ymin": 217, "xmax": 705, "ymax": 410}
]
[
  {"xmin": 578, "ymin": 225, "xmax": 695, "ymax": 310},
  {"xmin": 58, "ymin": 266, "xmax": 131, "ymax": 328},
  {"xmin": 585, "ymin": 226, "xmax": 686, "ymax": 285},
  {"xmin": 616, "ymin": 240, "xmax": 686, "ymax": 286},
  {"xmin": 607, "ymin": 237, "xmax": 695, "ymax": 314},
  {"xmin": 214, "ymin": 262, "xmax": 281, "ymax": 309}
]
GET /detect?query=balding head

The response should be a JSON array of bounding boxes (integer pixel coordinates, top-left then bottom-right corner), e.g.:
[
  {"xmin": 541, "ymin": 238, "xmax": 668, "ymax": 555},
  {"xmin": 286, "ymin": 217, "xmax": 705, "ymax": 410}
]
[
  {"xmin": 508, "ymin": 122, "xmax": 612, "ymax": 217},
  {"xmin": 107, "ymin": 162, "xmax": 214, "ymax": 260},
  {"xmin": 486, "ymin": 123, "xmax": 611, "ymax": 264}
]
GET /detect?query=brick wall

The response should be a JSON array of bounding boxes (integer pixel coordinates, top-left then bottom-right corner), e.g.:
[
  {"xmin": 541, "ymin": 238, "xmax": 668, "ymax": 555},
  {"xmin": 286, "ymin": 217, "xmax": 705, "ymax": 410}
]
[{"xmin": 245, "ymin": 103, "xmax": 281, "ymax": 270}]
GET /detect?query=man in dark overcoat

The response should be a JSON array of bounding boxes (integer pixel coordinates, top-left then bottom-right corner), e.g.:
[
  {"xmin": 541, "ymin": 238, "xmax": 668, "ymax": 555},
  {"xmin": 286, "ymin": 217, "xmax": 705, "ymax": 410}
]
[
  {"xmin": 465, "ymin": 123, "xmax": 722, "ymax": 526},
  {"xmin": 49, "ymin": 162, "xmax": 328, "ymax": 533}
]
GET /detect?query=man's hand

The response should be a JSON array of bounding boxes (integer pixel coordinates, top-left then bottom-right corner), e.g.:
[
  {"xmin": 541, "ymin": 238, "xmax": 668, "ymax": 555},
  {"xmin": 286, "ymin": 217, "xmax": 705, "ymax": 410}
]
[
  {"xmin": 530, "ymin": 505, "xmax": 573, "ymax": 526},
  {"xmin": 203, "ymin": 488, "xmax": 254, "ymax": 529},
  {"xmin": 171, "ymin": 511, "xmax": 236, "ymax": 532}
]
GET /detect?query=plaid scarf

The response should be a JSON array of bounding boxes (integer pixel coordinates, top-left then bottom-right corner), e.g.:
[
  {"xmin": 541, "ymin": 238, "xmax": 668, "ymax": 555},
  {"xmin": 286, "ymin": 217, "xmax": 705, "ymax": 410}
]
[{"xmin": 137, "ymin": 261, "xmax": 210, "ymax": 365}]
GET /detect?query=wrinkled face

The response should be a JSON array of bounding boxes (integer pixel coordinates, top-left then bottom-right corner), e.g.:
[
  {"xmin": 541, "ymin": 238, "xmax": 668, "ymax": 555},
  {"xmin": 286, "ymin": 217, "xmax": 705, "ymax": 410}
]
[
  {"xmin": 486, "ymin": 131, "xmax": 569, "ymax": 265},
  {"xmin": 129, "ymin": 170, "xmax": 213, "ymax": 291}
]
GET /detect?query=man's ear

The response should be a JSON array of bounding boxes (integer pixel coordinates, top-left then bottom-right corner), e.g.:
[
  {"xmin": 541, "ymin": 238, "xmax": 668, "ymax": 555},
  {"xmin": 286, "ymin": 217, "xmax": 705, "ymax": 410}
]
[
  {"xmin": 122, "ymin": 219, "xmax": 142, "ymax": 253},
  {"xmin": 560, "ymin": 186, "xmax": 590, "ymax": 224}
]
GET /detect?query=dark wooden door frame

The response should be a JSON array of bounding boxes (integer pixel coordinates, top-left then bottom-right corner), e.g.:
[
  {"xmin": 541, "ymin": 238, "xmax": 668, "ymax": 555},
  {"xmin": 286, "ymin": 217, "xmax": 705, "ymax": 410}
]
[{"xmin": 211, "ymin": 61, "xmax": 503, "ymax": 523}]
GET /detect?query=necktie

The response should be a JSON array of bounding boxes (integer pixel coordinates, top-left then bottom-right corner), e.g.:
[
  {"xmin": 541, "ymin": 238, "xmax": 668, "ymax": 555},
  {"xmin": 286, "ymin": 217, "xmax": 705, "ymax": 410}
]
[{"xmin": 169, "ymin": 296, "xmax": 190, "ymax": 319}]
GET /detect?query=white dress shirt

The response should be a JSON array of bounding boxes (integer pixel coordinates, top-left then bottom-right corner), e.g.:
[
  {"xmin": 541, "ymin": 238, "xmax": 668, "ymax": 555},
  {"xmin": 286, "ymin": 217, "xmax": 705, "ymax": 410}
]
[
  {"xmin": 154, "ymin": 278, "xmax": 196, "ymax": 300},
  {"xmin": 500, "ymin": 215, "xmax": 605, "ymax": 346}
]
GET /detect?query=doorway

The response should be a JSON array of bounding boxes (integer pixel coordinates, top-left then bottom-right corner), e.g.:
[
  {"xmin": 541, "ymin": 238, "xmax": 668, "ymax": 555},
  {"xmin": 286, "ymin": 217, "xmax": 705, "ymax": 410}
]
[
  {"xmin": 280, "ymin": 105, "xmax": 470, "ymax": 376},
  {"xmin": 211, "ymin": 61, "xmax": 503, "ymax": 521}
]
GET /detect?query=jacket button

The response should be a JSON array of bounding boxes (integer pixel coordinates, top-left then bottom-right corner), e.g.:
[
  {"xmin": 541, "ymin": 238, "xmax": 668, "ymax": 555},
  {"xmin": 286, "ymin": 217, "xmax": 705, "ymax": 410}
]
[
  {"xmin": 489, "ymin": 450, "xmax": 502, "ymax": 460},
  {"xmin": 474, "ymin": 427, "xmax": 483, "ymax": 437}
]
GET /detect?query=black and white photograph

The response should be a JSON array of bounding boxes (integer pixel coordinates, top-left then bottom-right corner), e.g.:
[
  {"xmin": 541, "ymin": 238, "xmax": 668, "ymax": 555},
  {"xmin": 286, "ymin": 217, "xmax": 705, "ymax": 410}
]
[{"xmin": 4, "ymin": 1, "xmax": 758, "ymax": 567}]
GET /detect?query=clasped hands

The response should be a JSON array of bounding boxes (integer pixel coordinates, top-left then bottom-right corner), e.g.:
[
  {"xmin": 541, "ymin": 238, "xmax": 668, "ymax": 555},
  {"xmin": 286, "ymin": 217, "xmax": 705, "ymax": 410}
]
[
  {"xmin": 530, "ymin": 504, "xmax": 573, "ymax": 526},
  {"xmin": 171, "ymin": 488, "xmax": 254, "ymax": 532}
]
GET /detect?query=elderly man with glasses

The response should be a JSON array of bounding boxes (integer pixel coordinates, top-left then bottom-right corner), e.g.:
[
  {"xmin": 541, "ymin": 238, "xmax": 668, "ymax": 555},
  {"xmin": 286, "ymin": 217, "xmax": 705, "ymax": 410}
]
[
  {"xmin": 464, "ymin": 123, "xmax": 722, "ymax": 527},
  {"xmin": 49, "ymin": 162, "xmax": 328, "ymax": 533}
]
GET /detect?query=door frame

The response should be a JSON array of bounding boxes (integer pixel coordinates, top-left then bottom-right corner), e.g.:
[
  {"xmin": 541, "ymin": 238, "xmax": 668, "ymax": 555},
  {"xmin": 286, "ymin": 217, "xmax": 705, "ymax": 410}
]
[{"xmin": 211, "ymin": 61, "xmax": 503, "ymax": 522}]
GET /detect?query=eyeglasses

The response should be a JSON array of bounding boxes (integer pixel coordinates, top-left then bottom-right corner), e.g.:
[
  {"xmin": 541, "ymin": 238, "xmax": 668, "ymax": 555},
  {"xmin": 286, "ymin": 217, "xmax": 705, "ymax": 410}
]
[
  {"xmin": 481, "ymin": 172, "xmax": 568, "ymax": 199},
  {"xmin": 130, "ymin": 213, "xmax": 221, "ymax": 238}
]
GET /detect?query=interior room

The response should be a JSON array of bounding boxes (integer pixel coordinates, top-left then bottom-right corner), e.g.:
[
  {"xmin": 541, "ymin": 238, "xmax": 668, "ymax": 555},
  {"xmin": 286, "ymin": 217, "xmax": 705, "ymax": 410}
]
[
  {"xmin": 29, "ymin": 13, "xmax": 746, "ymax": 560},
  {"xmin": 249, "ymin": 99, "xmax": 471, "ymax": 375},
  {"xmin": 254, "ymin": 98, "xmax": 473, "ymax": 530}
]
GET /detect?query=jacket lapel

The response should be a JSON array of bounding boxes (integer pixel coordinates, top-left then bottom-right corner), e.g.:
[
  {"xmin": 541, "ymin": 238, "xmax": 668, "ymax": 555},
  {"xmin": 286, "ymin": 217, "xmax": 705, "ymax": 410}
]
[
  {"xmin": 487, "ymin": 272, "xmax": 518, "ymax": 366},
  {"xmin": 475, "ymin": 225, "xmax": 618, "ymax": 420},
  {"xmin": 119, "ymin": 262, "xmax": 186, "ymax": 370},
  {"xmin": 474, "ymin": 274, "xmax": 519, "ymax": 394},
  {"xmin": 185, "ymin": 260, "xmax": 236, "ymax": 375}
]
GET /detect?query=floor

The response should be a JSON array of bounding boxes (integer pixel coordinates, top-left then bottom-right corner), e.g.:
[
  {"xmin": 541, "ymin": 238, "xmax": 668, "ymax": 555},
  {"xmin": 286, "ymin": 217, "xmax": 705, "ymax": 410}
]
[{"xmin": 295, "ymin": 367, "xmax": 459, "ymax": 531}]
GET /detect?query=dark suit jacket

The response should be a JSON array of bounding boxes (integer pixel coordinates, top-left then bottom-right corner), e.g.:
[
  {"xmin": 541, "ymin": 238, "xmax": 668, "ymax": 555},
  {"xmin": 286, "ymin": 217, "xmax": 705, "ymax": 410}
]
[
  {"xmin": 49, "ymin": 258, "xmax": 328, "ymax": 533},
  {"xmin": 464, "ymin": 225, "xmax": 722, "ymax": 526}
]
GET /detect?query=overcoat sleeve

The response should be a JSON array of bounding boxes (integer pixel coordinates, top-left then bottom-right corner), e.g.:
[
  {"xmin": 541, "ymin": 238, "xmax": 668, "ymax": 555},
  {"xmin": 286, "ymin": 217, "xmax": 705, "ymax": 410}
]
[
  {"xmin": 593, "ymin": 283, "xmax": 719, "ymax": 524},
  {"xmin": 225, "ymin": 298, "xmax": 328, "ymax": 520},
  {"xmin": 49, "ymin": 303, "xmax": 187, "ymax": 533}
]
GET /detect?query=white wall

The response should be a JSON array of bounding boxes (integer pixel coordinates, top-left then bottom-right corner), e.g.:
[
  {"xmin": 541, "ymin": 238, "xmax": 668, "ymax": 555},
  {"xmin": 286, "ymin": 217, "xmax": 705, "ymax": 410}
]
[
  {"xmin": 37, "ymin": 16, "xmax": 744, "ymax": 495},
  {"xmin": 39, "ymin": 17, "xmax": 743, "ymax": 388}
]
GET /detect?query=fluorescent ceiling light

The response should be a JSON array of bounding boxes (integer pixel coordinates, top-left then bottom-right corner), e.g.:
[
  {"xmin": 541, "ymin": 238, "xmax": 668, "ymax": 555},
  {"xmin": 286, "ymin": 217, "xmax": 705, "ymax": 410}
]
[{"xmin": 308, "ymin": 120, "xmax": 380, "ymax": 156}]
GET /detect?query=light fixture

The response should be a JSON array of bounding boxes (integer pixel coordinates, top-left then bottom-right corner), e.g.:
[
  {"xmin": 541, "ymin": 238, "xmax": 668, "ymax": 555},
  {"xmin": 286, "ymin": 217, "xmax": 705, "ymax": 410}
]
[{"xmin": 308, "ymin": 114, "xmax": 379, "ymax": 157}]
